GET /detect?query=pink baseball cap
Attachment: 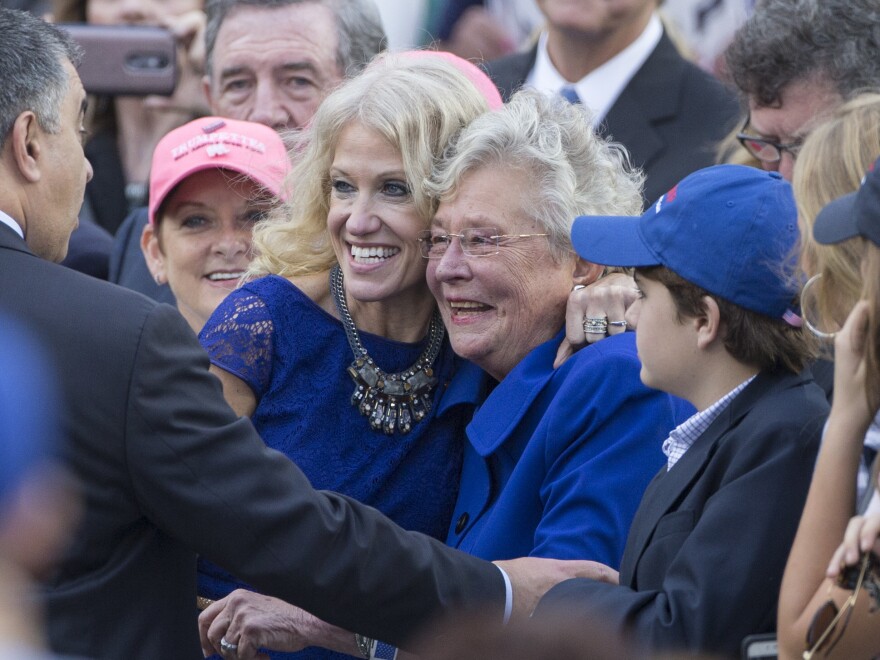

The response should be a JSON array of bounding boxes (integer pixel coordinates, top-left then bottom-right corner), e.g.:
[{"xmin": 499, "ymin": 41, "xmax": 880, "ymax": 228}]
[
  {"xmin": 148, "ymin": 116, "xmax": 290, "ymax": 224},
  {"xmin": 397, "ymin": 50, "xmax": 504, "ymax": 110}
]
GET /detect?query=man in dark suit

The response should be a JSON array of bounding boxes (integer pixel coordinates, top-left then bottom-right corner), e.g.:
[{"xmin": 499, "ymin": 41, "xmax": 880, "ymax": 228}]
[
  {"xmin": 0, "ymin": 10, "xmax": 593, "ymax": 659},
  {"xmin": 484, "ymin": 0, "xmax": 739, "ymax": 206},
  {"xmin": 540, "ymin": 165, "xmax": 830, "ymax": 656}
]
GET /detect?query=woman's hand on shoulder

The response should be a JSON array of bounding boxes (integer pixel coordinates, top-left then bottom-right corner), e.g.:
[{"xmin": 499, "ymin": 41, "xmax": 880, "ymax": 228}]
[{"xmin": 554, "ymin": 272, "xmax": 637, "ymax": 368}]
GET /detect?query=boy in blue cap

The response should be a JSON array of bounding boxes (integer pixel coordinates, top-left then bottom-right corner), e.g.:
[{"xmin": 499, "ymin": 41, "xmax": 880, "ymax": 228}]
[{"xmin": 534, "ymin": 164, "xmax": 830, "ymax": 656}]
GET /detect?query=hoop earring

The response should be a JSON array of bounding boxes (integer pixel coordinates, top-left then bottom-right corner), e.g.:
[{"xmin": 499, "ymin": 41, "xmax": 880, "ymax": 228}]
[{"xmin": 800, "ymin": 274, "xmax": 837, "ymax": 340}]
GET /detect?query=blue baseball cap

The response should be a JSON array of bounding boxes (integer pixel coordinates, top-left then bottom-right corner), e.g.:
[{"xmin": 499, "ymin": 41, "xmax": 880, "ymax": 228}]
[
  {"xmin": 571, "ymin": 164, "xmax": 800, "ymax": 321},
  {"xmin": 814, "ymin": 156, "xmax": 880, "ymax": 247}
]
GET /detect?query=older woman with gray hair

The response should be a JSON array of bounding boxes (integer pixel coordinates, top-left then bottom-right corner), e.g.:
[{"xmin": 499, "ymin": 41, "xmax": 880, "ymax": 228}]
[
  {"xmin": 199, "ymin": 89, "xmax": 692, "ymax": 659},
  {"xmin": 425, "ymin": 89, "xmax": 692, "ymax": 564}
]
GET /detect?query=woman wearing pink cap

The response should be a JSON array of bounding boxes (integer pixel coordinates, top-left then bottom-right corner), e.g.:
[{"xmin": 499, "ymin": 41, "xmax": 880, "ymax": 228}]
[{"xmin": 140, "ymin": 116, "xmax": 290, "ymax": 332}]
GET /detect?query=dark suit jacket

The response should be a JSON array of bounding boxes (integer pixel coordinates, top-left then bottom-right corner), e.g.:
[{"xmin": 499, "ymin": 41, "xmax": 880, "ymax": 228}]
[
  {"xmin": 83, "ymin": 127, "xmax": 130, "ymax": 235},
  {"xmin": 485, "ymin": 32, "xmax": 741, "ymax": 206},
  {"xmin": 108, "ymin": 206, "xmax": 175, "ymax": 304},
  {"xmin": 534, "ymin": 369, "xmax": 829, "ymax": 657},
  {"xmin": 60, "ymin": 216, "xmax": 113, "ymax": 280},
  {"xmin": 0, "ymin": 224, "xmax": 503, "ymax": 659}
]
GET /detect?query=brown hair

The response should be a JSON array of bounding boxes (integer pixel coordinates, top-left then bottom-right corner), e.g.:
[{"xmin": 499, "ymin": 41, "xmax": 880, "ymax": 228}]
[{"xmin": 638, "ymin": 266, "xmax": 814, "ymax": 374}]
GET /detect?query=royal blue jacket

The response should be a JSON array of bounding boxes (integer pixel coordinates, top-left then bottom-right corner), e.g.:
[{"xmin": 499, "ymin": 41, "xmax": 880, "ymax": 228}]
[{"xmin": 442, "ymin": 331, "xmax": 693, "ymax": 567}]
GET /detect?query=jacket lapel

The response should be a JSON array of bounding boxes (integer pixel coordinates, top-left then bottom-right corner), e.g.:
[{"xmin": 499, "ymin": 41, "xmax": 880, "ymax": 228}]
[
  {"xmin": 466, "ymin": 331, "xmax": 562, "ymax": 457},
  {"xmin": 619, "ymin": 372, "xmax": 791, "ymax": 580},
  {"xmin": 484, "ymin": 47, "xmax": 536, "ymax": 102},
  {"xmin": 0, "ymin": 221, "xmax": 33, "ymax": 256},
  {"xmin": 600, "ymin": 32, "xmax": 686, "ymax": 177}
]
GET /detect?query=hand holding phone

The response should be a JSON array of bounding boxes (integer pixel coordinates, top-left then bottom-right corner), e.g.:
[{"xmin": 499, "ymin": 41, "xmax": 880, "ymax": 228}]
[{"xmin": 60, "ymin": 24, "xmax": 178, "ymax": 96}]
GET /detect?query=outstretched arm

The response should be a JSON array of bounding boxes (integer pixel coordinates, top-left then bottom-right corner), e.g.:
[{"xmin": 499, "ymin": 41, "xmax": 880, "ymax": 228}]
[{"xmin": 198, "ymin": 559, "xmax": 618, "ymax": 658}]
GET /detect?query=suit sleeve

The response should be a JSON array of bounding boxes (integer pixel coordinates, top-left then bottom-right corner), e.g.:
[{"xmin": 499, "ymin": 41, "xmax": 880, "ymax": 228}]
[
  {"xmin": 534, "ymin": 412, "xmax": 822, "ymax": 655},
  {"xmin": 123, "ymin": 304, "xmax": 504, "ymax": 644},
  {"xmin": 533, "ymin": 344, "xmax": 670, "ymax": 567}
]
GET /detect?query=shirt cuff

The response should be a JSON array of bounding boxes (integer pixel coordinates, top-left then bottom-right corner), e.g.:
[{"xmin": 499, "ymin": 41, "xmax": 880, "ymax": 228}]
[{"xmin": 496, "ymin": 565, "xmax": 513, "ymax": 624}]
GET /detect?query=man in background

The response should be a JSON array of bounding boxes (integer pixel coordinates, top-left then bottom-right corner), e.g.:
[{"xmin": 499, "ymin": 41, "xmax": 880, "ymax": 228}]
[
  {"xmin": 726, "ymin": 0, "xmax": 880, "ymax": 182},
  {"xmin": 484, "ymin": 0, "xmax": 739, "ymax": 206},
  {"xmin": 109, "ymin": 0, "xmax": 387, "ymax": 301}
]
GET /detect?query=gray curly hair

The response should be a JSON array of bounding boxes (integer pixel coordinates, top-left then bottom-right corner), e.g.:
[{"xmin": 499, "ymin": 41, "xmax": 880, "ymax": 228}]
[
  {"xmin": 426, "ymin": 89, "xmax": 644, "ymax": 262},
  {"xmin": 0, "ymin": 8, "xmax": 81, "ymax": 149}
]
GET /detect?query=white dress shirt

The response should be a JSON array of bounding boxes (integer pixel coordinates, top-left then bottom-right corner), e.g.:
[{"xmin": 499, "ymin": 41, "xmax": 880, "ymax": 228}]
[{"xmin": 525, "ymin": 13, "xmax": 663, "ymax": 127}]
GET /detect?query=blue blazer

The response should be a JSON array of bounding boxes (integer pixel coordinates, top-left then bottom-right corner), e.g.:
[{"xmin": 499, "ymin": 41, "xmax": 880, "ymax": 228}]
[
  {"xmin": 444, "ymin": 331, "xmax": 693, "ymax": 567},
  {"xmin": 535, "ymin": 369, "xmax": 829, "ymax": 656}
]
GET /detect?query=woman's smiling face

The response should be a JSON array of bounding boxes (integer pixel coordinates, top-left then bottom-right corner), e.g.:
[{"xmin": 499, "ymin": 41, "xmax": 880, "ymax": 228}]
[
  {"xmin": 326, "ymin": 121, "xmax": 430, "ymax": 306},
  {"xmin": 143, "ymin": 168, "xmax": 273, "ymax": 331},
  {"xmin": 427, "ymin": 165, "xmax": 575, "ymax": 380}
]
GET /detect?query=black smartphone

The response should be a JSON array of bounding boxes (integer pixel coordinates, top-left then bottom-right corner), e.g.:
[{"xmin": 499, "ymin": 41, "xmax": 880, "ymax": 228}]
[{"xmin": 59, "ymin": 24, "xmax": 178, "ymax": 96}]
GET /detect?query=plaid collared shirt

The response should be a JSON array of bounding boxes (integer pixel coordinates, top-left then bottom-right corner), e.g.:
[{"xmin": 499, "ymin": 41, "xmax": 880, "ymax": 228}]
[{"xmin": 662, "ymin": 377, "xmax": 755, "ymax": 471}]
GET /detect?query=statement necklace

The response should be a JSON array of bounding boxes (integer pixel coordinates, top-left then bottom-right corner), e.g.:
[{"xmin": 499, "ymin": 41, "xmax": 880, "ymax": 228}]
[{"xmin": 330, "ymin": 264, "xmax": 445, "ymax": 435}]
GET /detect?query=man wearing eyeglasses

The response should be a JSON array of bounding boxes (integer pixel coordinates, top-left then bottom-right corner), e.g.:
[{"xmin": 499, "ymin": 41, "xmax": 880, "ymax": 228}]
[{"xmin": 726, "ymin": 0, "xmax": 880, "ymax": 182}]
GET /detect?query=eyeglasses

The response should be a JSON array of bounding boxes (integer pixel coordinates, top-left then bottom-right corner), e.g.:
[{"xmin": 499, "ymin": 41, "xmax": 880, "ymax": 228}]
[
  {"xmin": 417, "ymin": 227, "xmax": 548, "ymax": 259},
  {"xmin": 736, "ymin": 115, "xmax": 803, "ymax": 165},
  {"xmin": 803, "ymin": 551, "xmax": 880, "ymax": 659}
]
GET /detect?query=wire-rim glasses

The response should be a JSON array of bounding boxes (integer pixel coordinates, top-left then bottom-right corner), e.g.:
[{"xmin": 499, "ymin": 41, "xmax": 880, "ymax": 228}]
[
  {"xmin": 418, "ymin": 227, "xmax": 549, "ymax": 259},
  {"xmin": 736, "ymin": 114, "xmax": 803, "ymax": 164}
]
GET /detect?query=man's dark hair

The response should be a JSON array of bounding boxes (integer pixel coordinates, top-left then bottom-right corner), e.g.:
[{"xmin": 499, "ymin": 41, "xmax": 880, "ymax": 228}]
[
  {"xmin": 637, "ymin": 266, "xmax": 814, "ymax": 374},
  {"xmin": 204, "ymin": 0, "xmax": 387, "ymax": 80},
  {"xmin": 725, "ymin": 0, "xmax": 880, "ymax": 106},
  {"xmin": 0, "ymin": 8, "xmax": 81, "ymax": 149}
]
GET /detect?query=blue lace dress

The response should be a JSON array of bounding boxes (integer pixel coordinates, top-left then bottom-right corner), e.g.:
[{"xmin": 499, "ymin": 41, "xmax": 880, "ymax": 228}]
[{"xmin": 197, "ymin": 274, "xmax": 468, "ymax": 660}]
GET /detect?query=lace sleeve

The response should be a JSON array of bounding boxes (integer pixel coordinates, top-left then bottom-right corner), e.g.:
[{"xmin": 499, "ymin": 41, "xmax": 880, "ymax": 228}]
[{"xmin": 199, "ymin": 291, "xmax": 275, "ymax": 397}]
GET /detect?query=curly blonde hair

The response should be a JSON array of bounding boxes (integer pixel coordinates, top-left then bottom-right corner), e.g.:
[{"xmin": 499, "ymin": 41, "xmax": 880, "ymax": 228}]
[{"xmin": 247, "ymin": 53, "xmax": 491, "ymax": 278}]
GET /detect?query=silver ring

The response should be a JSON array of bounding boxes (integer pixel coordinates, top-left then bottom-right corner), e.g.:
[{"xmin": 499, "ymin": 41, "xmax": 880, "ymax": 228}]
[
  {"xmin": 608, "ymin": 320, "xmax": 627, "ymax": 328},
  {"xmin": 220, "ymin": 637, "xmax": 239, "ymax": 656},
  {"xmin": 582, "ymin": 316, "xmax": 608, "ymax": 335}
]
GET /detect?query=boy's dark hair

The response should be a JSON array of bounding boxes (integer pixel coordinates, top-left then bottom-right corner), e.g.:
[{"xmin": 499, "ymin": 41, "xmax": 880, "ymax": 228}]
[{"xmin": 638, "ymin": 266, "xmax": 814, "ymax": 374}]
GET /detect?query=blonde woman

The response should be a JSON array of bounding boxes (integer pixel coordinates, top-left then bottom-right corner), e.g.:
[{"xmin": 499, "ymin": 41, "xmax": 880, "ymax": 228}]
[
  {"xmin": 774, "ymin": 92, "xmax": 880, "ymax": 659},
  {"xmin": 195, "ymin": 54, "xmax": 498, "ymax": 660}
]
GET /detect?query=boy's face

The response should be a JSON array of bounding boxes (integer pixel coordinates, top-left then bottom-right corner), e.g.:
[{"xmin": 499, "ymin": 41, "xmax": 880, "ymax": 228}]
[{"xmin": 627, "ymin": 273, "xmax": 699, "ymax": 399}]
